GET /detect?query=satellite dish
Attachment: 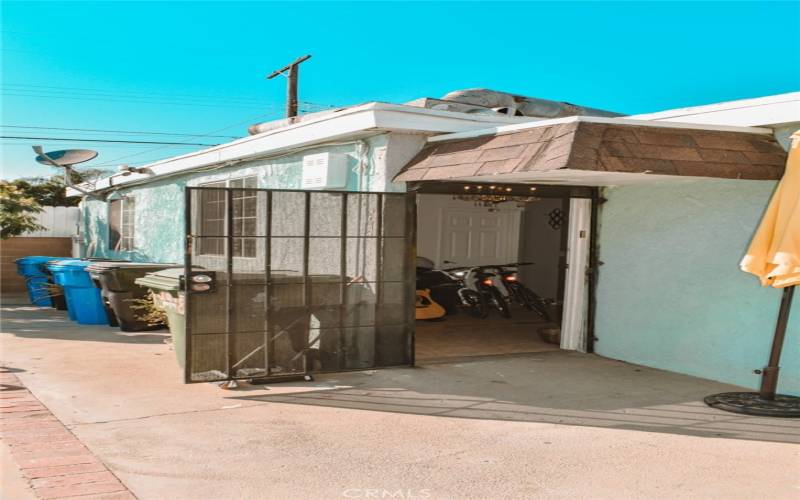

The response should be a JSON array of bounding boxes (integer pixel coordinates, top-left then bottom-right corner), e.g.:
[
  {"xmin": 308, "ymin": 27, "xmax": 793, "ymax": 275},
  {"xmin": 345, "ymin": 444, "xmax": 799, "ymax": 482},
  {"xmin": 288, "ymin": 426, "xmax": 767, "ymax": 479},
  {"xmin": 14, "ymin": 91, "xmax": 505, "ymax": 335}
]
[
  {"xmin": 32, "ymin": 145, "xmax": 102, "ymax": 199},
  {"xmin": 34, "ymin": 148, "xmax": 98, "ymax": 167}
]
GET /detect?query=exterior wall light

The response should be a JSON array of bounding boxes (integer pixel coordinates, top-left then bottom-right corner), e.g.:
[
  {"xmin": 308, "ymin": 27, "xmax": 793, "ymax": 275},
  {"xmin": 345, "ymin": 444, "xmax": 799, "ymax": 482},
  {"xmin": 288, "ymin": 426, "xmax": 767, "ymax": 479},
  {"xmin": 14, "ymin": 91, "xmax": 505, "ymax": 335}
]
[{"xmin": 184, "ymin": 271, "xmax": 216, "ymax": 294}]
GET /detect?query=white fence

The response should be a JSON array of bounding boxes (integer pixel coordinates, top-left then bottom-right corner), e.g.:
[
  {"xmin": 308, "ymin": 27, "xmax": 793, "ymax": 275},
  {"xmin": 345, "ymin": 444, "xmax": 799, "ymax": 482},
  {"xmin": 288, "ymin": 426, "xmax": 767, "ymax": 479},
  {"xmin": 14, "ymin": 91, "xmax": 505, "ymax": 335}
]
[{"xmin": 24, "ymin": 206, "xmax": 80, "ymax": 237}]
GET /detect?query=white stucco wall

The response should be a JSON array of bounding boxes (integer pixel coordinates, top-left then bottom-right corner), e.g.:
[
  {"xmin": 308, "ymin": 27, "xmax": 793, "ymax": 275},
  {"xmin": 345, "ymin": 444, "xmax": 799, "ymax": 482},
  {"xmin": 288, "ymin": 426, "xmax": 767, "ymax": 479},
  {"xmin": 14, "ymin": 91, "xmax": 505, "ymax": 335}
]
[{"xmin": 594, "ymin": 178, "xmax": 799, "ymax": 395}]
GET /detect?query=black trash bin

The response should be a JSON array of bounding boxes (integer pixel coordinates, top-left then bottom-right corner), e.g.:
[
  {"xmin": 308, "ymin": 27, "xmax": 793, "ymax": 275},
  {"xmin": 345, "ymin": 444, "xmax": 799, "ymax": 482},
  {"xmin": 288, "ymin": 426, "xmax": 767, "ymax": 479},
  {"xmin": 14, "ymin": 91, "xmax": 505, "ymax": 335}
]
[{"xmin": 87, "ymin": 262, "xmax": 179, "ymax": 331}]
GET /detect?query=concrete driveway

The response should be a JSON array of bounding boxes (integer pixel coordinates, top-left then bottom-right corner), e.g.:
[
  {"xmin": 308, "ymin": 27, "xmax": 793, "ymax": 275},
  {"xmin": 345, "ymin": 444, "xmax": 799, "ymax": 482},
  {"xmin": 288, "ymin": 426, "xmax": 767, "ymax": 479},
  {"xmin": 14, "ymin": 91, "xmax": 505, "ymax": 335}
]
[{"xmin": 2, "ymin": 303, "xmax": 799, "ymax": 499}]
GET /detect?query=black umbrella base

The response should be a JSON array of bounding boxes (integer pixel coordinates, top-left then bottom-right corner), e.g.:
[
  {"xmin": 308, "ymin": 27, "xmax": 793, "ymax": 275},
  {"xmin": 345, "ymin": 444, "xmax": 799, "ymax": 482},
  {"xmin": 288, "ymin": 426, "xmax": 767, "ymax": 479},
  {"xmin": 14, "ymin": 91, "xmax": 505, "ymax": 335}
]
[{"xmin": 704, "ymin": 392, "xmax": 800, "ymax": 418}]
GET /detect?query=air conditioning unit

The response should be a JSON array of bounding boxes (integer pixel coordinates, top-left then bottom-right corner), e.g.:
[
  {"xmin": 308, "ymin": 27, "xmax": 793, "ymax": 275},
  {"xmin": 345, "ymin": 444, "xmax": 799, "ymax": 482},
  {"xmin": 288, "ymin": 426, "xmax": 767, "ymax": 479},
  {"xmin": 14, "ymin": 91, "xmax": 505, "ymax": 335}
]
[{"xmin": 301, "ymin": 152, "xmax": 348, "ymax": 189}]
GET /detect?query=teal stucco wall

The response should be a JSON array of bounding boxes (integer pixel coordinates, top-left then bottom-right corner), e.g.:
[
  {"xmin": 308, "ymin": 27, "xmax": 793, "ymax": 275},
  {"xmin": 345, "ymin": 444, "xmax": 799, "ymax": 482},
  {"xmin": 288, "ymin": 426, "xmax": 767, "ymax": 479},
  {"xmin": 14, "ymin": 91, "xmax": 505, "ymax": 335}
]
[
  {"xmin": 595, "ymin": 179, "xmax": 799, "ymax": 395},
  {"xmin": 80, "ymin": 135, "xmax": 399, "ymax": 263},
  {"xmin": 82, "ymin": 177, "xmax": 185, "ymax": 263}
]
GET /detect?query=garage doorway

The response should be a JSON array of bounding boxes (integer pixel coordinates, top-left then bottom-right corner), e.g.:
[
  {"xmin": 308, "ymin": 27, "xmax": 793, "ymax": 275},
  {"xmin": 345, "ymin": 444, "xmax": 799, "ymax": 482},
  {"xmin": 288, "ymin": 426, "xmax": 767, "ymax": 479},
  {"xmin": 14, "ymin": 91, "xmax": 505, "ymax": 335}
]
[{"xmin": 412, "ymin": 182, "xmax": 594, "ymax": 363}]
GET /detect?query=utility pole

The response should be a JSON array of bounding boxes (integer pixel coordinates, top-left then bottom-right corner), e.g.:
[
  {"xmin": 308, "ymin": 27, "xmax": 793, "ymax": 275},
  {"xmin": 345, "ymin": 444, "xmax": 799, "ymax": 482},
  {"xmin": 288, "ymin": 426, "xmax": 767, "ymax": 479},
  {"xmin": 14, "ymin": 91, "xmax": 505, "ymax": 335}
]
[{"xmin": 267, "ymin": 55, "xmax": 311, "ymax": 119}]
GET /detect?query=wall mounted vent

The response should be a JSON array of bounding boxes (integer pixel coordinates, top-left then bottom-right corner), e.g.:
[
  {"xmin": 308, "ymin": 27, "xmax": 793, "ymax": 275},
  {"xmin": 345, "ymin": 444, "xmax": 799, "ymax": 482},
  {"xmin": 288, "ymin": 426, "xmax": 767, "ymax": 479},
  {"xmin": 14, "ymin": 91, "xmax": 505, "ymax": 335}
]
[{"xmin": 301, "ymin": 152, "xmax": 348, "ymax": 189}]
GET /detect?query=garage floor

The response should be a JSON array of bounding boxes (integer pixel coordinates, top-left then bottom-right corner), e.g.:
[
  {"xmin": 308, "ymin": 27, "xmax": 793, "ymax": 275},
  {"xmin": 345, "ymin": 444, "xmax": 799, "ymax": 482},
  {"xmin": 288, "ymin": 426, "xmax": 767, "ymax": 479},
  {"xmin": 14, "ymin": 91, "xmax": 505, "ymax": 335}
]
[{"xmin": 415, "ymin": 306, "xmax": 557, "ymax": 362}]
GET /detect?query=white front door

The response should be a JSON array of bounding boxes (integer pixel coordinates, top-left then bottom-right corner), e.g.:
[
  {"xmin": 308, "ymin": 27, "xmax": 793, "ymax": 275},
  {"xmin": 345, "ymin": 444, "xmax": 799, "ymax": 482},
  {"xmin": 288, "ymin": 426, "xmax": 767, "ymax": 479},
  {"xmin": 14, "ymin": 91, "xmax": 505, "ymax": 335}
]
[{"xmin": 438, "ymin": 208, "xmax": 520, "ymax": 268}]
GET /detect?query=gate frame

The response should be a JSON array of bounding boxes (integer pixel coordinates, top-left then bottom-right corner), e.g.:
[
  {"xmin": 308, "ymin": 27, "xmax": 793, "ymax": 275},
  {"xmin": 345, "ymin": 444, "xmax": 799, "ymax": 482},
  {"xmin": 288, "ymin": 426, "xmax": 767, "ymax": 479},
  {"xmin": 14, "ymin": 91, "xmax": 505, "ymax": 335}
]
[{"xmin": 183, "ymin": 186, "xmax": 417, "ymax": 384}]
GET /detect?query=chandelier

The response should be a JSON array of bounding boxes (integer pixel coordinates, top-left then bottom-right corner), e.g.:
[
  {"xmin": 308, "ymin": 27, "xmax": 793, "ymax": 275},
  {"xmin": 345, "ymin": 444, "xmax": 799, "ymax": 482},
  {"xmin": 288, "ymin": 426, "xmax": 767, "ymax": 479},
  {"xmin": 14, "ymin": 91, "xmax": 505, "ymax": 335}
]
[{"xmin": 452, "ymin": 184, "xmax": 540, "ymax": 209}]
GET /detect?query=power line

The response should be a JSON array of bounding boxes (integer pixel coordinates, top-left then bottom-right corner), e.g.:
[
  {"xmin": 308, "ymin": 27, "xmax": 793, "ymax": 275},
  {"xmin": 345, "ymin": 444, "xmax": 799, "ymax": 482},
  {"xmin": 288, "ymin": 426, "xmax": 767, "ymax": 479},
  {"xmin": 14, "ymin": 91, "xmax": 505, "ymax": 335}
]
[
  {"xmin": 3, "ymin": 83, "xmax": 267, "ymax": 103},
  {"xmin": 1, "ymin": 135, "xmax": 218, "ymax": 146},
  {"xmin": 80, "ymin": 157, "xmax": 189, "ymax": 167},
  {"xmin": 1, "ymin": 92, "xmax": 265, "ymax": 110},
  {"xmin": 0, "ymin": 125, "xmax": 240, "ymax": 140},
  {"xmin": 3, "ymin": 87, "xmax": 272, "ymax": 108},
  {"xmin": 90, "ymin": 112, "xmax": 276, "ymax": 166},
  {"xmin": 3, "ymin": 91, "xmax": 334, "ymax": 113},
  {"xmin": 2, "ymin": 83, "xmax": 338, "ymax": 110},
  {"xmin": 1, "ymin": 142, "xmax": 203, "ymax": 149}
]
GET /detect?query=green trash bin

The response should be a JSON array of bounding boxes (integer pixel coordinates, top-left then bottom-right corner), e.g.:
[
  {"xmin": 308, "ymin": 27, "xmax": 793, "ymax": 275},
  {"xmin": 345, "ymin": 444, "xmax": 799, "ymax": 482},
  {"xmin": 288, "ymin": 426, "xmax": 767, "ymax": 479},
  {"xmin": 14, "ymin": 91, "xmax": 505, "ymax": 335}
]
[
  {"xmin": 135, "ymin": 268, "xmax": 191, "ymax": 367},
  {"xmin": 87, "ymin": 262, "xmax": 180, "ymax": 331}
]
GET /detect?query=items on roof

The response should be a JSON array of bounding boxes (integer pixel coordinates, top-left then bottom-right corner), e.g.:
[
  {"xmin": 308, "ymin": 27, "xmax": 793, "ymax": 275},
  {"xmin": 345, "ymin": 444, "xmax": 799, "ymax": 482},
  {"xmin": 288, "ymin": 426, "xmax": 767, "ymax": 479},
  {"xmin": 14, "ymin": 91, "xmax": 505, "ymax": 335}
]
[{"xmin": 407, "ymin": 88, "xmax": 622, "ymax": 119}]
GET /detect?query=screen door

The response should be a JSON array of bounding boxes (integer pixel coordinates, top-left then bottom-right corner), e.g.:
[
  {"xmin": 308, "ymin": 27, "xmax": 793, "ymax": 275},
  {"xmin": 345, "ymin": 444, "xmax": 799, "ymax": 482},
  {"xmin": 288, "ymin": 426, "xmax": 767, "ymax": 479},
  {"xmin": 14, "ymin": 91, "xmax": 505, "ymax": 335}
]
[{"xmin": 184, "ymin": 187, "xmax": 416, "ymax": 384}]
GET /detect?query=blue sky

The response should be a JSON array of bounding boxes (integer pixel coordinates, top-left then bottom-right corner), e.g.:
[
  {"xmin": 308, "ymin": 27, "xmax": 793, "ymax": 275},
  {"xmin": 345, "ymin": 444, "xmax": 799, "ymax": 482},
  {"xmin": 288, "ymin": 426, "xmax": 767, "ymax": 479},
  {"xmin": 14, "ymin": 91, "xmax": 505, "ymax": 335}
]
[{"xmin": 2, "ymin": 1, "xmax": 799, "ymax": 179}]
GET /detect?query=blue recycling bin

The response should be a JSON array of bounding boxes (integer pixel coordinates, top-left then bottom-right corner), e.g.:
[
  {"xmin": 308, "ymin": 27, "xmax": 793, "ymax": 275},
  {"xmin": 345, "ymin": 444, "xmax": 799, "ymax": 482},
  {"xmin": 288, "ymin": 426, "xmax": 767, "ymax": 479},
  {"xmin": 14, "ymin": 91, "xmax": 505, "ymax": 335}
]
[
  {"xmin": 47, "ymin": 260, "xmax": 109, "ymax": 325},
  {"xmin": 15, "ymin": 256, "xmax": 57, "ymax": 307}
]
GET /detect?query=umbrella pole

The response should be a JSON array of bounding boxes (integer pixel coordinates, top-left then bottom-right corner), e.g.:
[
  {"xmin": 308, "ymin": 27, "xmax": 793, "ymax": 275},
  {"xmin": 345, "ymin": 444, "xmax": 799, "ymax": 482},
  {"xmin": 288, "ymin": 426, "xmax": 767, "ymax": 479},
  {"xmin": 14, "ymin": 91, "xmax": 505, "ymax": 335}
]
[
  {"xmin": 759, "ymin": 285, "xmax": 795, "ymax": 400},
  {"xmin": 704, "ymin": 283, "xmax": 800, "ymax": 417}
]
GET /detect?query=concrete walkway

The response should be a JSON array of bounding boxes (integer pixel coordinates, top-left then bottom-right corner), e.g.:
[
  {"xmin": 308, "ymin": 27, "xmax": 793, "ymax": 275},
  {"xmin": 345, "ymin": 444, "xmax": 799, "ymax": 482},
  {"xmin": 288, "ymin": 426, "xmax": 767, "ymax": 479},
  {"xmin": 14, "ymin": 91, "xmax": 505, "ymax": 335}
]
[{"xmin": 2, "ymin": 303, "xmax": 799, "ymax": 499}]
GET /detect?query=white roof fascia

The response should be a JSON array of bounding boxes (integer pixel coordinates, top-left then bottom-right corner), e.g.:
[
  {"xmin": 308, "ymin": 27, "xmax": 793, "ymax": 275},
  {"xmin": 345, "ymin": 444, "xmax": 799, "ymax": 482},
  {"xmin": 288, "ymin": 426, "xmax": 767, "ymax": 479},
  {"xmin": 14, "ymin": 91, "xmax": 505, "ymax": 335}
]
[
  {"xmin": 629, "ymin": 92, "xmax": 800, "ymax": 127},
  {"xmin": 69, "ymin": 103, "xmax": 533, "ymax": 195},
  {"xmin": 426, "ymin": 115, "xmax": 774, "ymax": 144}
]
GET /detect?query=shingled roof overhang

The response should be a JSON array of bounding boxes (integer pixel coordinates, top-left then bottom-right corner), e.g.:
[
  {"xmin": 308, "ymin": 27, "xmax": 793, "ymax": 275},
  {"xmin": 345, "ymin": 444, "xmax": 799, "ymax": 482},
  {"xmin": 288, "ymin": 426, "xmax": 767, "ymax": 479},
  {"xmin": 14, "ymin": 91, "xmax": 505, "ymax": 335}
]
[{"xmin": 394, "ymin": 118, "xmax": 787, "ymax": 186}]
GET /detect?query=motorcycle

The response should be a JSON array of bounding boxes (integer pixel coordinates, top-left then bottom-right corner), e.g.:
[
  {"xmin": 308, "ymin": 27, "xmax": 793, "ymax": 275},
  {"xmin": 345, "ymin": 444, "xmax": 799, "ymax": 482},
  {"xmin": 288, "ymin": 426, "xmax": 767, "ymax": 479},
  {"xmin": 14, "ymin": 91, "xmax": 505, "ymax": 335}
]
[{"xmin": 444, "ymin": 265, "xmax": 509, "ymax": 319}]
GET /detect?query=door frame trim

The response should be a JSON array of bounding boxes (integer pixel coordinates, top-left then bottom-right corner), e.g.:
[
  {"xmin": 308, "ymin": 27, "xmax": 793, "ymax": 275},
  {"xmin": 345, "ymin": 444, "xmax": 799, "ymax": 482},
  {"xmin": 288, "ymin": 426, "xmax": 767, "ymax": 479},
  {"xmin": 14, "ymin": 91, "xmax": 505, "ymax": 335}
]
[
  {"xmin": 559, "ymin": 188, "xmax": 601, "ymax": 353},
  {"xmin": 560, "ymin": 198, "xmax": 592, "ymax": 352}
]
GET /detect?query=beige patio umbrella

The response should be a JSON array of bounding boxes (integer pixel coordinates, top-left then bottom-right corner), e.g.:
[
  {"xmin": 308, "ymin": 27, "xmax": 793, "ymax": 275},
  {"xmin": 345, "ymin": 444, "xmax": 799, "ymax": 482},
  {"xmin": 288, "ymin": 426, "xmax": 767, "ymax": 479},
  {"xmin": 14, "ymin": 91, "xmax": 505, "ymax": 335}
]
[
  {"xmin": 706, "ymin": 131, "xmax": 800, "ymax": 417},
  {"xmin": 740, "ymin": 130, "xmax": 800, "ymax": 288}
]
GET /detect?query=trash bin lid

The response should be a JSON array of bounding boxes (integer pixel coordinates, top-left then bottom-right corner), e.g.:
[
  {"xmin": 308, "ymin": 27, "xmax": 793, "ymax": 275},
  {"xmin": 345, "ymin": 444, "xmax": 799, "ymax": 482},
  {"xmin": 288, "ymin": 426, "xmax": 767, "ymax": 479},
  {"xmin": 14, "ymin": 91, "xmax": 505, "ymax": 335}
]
[
  {"xmin": 46, "ymin": 259, "xmax": 89, "ymax": 271},
  {"xmin": 16, "ymin": 256, "xmax": 64, "ymax": 265},
  {"xmin": 85, "ymin": 262, "xmax": 179, "ymax": 274},
  {"xmin": 135, "ymin": 267, "xmax": 203, "ymax": 291}
]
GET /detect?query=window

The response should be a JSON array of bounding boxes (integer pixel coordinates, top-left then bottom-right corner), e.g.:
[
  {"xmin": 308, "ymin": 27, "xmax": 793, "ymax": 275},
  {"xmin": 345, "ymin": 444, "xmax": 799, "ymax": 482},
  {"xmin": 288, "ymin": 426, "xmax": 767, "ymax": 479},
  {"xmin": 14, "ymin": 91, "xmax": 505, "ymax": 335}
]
[
  {"xmin": 230, "ymin": 177, "xmax": 258, "ymax": 258},
  {"xmin": 198, "ymin": 181, "xmax": 226, "ymax": 255},
  {"xmin": 109, "ymin": 197, "xmax": 135, "ymax": 251},
  {"xmin": 198, "ymin": 176, "xmax": 258, "ymax": 258}
]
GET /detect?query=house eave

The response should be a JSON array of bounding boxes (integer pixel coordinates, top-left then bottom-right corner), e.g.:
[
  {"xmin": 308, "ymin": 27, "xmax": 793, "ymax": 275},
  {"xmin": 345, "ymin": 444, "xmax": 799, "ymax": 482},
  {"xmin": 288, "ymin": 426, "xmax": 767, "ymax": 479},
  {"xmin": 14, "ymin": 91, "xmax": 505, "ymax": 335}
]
[{"xmin": 67, "ymin": 102, "xmax": 534, "ymax": 196}]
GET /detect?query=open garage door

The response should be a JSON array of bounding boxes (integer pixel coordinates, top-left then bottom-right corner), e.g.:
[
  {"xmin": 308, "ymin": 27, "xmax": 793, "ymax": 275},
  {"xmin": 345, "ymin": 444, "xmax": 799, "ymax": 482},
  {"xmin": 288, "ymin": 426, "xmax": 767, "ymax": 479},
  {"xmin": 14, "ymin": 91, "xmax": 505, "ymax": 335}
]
[{"xmin": 184, "ymin": 187, "xmax": 416, "ymax": 384}]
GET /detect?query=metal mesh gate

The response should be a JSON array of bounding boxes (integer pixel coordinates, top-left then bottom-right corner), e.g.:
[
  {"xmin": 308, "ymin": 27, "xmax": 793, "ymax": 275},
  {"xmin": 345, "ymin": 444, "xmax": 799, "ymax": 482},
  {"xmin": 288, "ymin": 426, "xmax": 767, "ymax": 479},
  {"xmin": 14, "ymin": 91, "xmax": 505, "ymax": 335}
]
[{"xmin": 184, "ymin": 187, "xmax": 416, "ymax": 383}]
